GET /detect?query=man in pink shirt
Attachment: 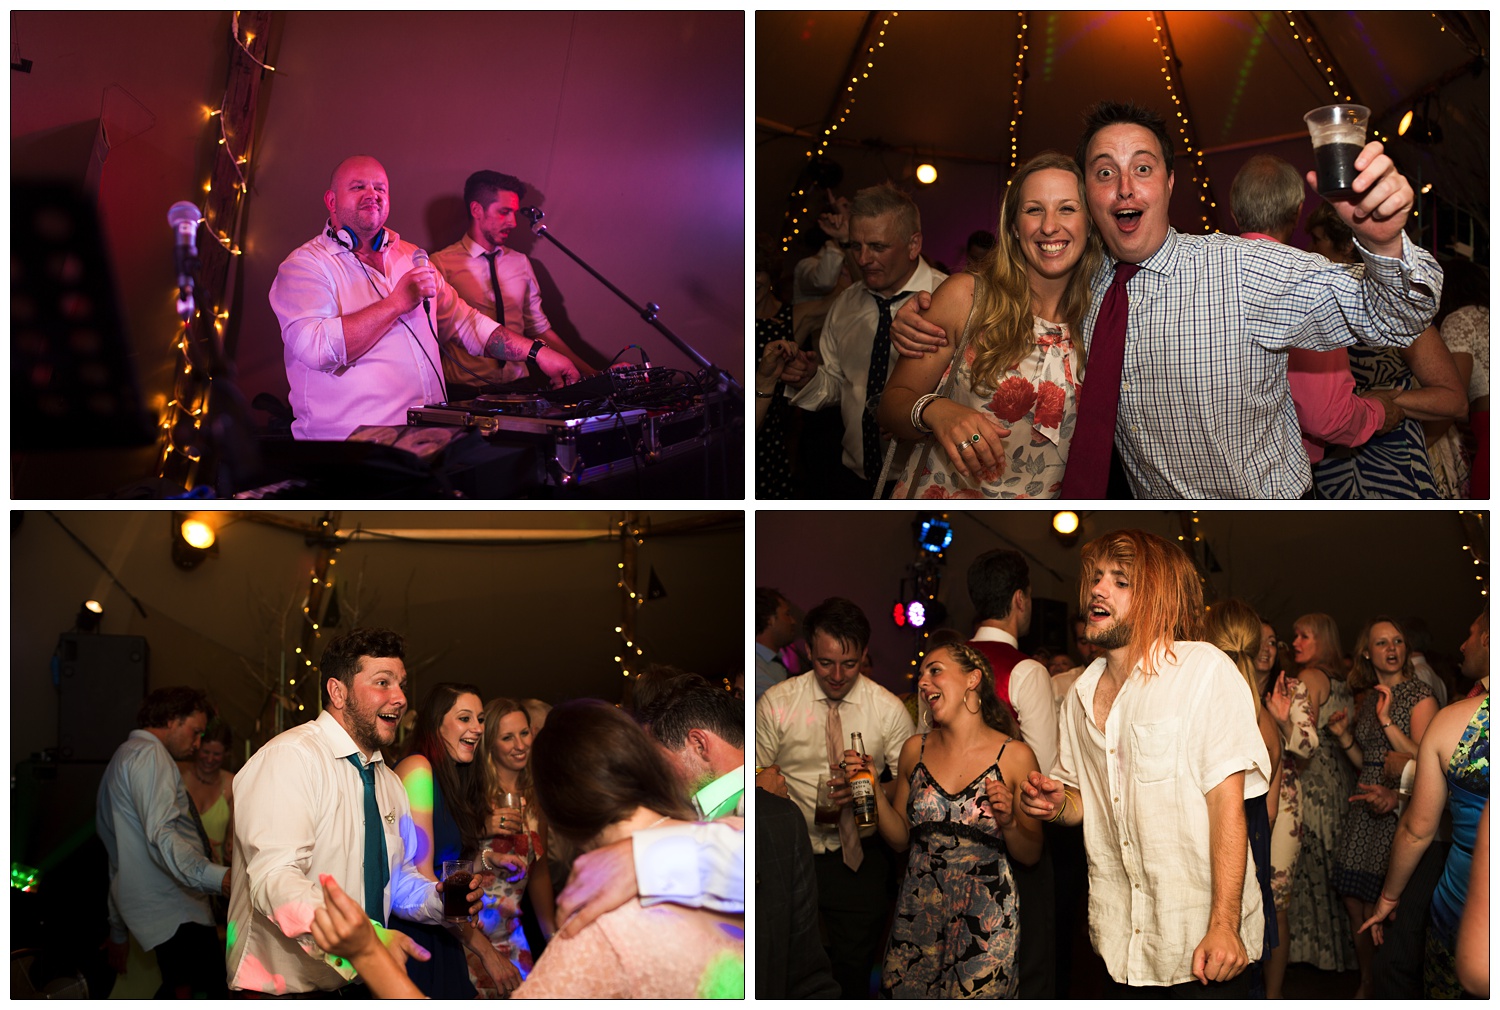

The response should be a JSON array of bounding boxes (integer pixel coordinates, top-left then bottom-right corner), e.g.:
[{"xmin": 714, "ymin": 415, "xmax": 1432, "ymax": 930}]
[{"xmin": 1228, "ymin": 156, "xmax": 1404, "ymax": 470}]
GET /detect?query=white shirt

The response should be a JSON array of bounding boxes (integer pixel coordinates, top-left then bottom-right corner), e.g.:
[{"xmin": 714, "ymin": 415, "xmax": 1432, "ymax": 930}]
[
  {"xmin": 789, "ymin": 260, "xmax": 945, "ymax": 478},
  {"xmin": 227, "ymin": 711, "xmax": 444, "ymax": 994},
  {"xmin": 971, "ymin": 626, "xmax": 1060, "ymax": 778},
  {"xmin": 792, "ymin": 240, "xmax": 845, "ymax": 304},
  {"xmin": 431, "ymin": 234, "xmax": 553, "ymax": 386},
  {"xmin": 96, "ymin": 731, "xmax": 223, "ymax": 951},
  {"xmin": 269, "ymin": 227, "xmax": 503, "ymax": 439},
  {"xmin": 1056, "ymin": 641, "xmax": 1271, "ymax": 987},
  {"xmin": 1410, "ymin": 653, "xmax": 1449, "ymax": 708},
  {"xmin": 755, "ymin": 672, "xmax": 915, "ymax": 855},
  {"xmin": 633, "ymin": 820, "xmax": 745, "ymax": 912}
]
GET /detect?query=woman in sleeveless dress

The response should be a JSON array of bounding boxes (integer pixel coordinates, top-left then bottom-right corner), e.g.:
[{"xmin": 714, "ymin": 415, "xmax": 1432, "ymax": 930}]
[
  {"xmin": 1284, "ymin": 613, "xmax": 1358, "ymax": 973},
  {"xmin": 178, "ymin": 719, "xmax": 235, "ymax": 866},
  {"xmin": 854, "ymin": 642, "xmax": 1041, "ymax": 998},
  {"xmin": 1327, "ymin": 617, "xmax": 1437, "ymax": 996},
  {"xmin": 878, "ymin": 152, "xmax": 1101, "ymax": 499},
  {"xmin": 467, "ymin": 697, "xmax": 556, "ymax": 997},
  {"xmin": 390, "ymin": 683, "xmax": 515, "ymax": 998}
]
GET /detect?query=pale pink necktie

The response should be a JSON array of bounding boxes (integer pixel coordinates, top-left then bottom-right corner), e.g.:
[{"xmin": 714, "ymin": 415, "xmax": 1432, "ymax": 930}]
[{"xmin": 825, "ymin": 699, "xmax": 863, "ymax": 870}]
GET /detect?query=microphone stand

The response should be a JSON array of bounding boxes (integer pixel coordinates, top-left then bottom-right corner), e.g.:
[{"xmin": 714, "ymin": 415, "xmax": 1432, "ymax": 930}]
[{"xmin": 519, "ymin": 207, "xmax": 742, "ymax": 397}]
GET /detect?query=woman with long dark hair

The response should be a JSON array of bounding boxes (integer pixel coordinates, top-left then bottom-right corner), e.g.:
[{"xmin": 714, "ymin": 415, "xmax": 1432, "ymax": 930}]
[
  {"xmin": 467, "ymin": 696, "xmax": 556, "ymax": 996},
  {"xmin": 856, "ymin": 642, "xmax": 1040, "ymax": 997},
  {"xmin": 516, "ymin": 699, "xmax": 744, "ymax": 997},
  {"xmin": 388, "ymin": 683, "xmax": 514, "ymax": 997}
]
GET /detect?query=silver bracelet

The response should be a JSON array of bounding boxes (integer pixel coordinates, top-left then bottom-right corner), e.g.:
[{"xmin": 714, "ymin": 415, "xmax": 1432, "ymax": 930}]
[{"xmin": 911, "ymin": 392, "xmax": 942, "ymax": 434}]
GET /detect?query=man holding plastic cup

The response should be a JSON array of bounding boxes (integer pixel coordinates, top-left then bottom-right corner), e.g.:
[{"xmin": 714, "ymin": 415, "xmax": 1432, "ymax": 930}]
[{"xmin": 889, "ymin": 100, "xmax": 1442, "ymax": 499}]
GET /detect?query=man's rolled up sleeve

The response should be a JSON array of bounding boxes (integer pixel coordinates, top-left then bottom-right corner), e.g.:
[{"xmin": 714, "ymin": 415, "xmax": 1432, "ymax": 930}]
[{"xmin": 270, "ymin": 256, "xmax": 349, "ymax": 372}]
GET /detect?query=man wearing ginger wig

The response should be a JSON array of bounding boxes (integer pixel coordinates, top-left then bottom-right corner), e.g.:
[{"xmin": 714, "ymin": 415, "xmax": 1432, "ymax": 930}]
[{"xmin": 1019, "ymin": 530, "xmax": 1272, "ymax": 995}]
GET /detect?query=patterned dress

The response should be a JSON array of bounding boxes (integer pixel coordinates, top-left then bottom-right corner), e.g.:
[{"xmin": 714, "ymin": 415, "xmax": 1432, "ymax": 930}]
[
  {"xmin": 1286, "ymin": 676, "xmax": 1357, "ymax": 970},
  {"xmin": 1312, "ymin": 346, "xmax": 1438, "ymax": 498},
  {"xmin": 1268, "ymin": 679, "xmax": 1319, "ymax": 911},
  {"xmin": 467, "ymin": 817, "xmax": 542, "ymax": 997},
  {"xmin": 1429, "ymin": 305, "xmax": 1488, "ymax": 499},
  {"xmin": 1333, "ymin": 677, "xmax": 1435, "ymax": 902},
  {"xmin": 892, "ymin": 315, "xmax": 1079, "ymax": 499},
  {"xmin": 1425, "ymin": 697, "xmax": 1489, "ymax": 998},
  {"xmin": 755, "ymin": 303, "xmax": 796, "ymax": 498},
  {"xmin": 882, "ymin": 737, "xmax": 1019, "ymax": 998}
]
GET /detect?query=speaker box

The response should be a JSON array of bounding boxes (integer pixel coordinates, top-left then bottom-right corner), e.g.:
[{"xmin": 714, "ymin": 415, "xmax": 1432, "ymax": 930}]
[{"xmin": 54, "ymin": 633, "xmax": 148, "ymax": 762}]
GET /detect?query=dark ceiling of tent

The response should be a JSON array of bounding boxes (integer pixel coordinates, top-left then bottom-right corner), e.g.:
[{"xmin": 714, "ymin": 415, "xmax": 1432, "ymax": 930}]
[{"xmin": 755, "ymin": 11, "xmax": 1487, "ymax": 265}]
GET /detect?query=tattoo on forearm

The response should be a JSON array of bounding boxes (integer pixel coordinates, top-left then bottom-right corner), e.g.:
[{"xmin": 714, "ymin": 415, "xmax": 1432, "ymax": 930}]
[{"xmin": 485, "ymin": 329, "xmax": 530, "ymax": 361}]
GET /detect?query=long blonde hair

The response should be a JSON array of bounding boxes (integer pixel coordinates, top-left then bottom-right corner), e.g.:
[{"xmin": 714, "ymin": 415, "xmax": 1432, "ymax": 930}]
[
  {"xmin": 1204, "ymin": 599, "xmax": 1264, "ymax": 712},
  {"xmin": 968, "ymin": 152, "xmax": 1102, "ymax": 392},
  {"xmin": 480, "ymin": 696, "xmax": 535, "ymax": 814}
]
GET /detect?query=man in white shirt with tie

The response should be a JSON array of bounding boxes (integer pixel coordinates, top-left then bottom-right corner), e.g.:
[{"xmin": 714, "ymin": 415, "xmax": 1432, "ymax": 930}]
[
  {"xmin": 755, "ymin": 597, "xmax": 915, "ymax": 996},
  {"xmin": 754, "ymin": 587, "xmax": 798, "ymax": 702},
  {"xmin": 431, "ymin": 170, "xmax": 594, "ymax": 393},
  {"xmin": 228, "ymin": 628, "xmax": 446, "ymax": 995}
]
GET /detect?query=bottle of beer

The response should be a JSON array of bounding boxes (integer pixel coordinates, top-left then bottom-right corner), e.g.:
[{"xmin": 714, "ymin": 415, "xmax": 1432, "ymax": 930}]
[{"xmin": 848, "ymin": 732, "xmax": 878, "ymax": 829}]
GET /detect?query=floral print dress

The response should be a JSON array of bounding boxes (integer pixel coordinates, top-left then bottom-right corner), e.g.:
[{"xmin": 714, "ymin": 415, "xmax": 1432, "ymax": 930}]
[
  {"xmin": 467, "ymin": 819, "xmax": 542, "ymax": 997},
  {"xmin": 881, "ymin": 737, "xmax": 1018, "ymax": 998},
  {"xmin": 892, "ymin": 316, "xmax": 1078, "ymax": 499},
  {"xmin": 1268, "ymin": 679, "xmax": 1319, "ymax": 910}
]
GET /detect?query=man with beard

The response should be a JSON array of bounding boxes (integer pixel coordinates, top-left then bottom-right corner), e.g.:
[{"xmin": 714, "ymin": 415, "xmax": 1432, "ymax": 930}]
[
  {"xmin": 431, "ymin": 170, "xmax": 594, "ymax": 394},
  {"xmin": 269, "ymin": 156, "xmax": 577, "ymax": 440},
  {"xmin": 228, "ymin": 628, "xmax": 448, "ymax": 995},
  {"xmin": 889, "ymin": 101, "xmax": 1441, "ymax": 498},
  {"xmin": 1020, "ymin": 530, "xmax": 1272, "ymax": 994}
]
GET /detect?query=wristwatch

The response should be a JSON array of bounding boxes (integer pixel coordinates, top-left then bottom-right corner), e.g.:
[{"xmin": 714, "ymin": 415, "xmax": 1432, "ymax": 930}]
[{"xmin": 527, "ymin": 339, "xmax": 545, "ymax": 365}]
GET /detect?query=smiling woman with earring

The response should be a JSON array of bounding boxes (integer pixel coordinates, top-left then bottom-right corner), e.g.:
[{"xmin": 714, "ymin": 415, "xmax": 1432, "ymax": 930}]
[{"xmin": 849, "ymin": 639, "xmax": 1040, "ymax": 997}]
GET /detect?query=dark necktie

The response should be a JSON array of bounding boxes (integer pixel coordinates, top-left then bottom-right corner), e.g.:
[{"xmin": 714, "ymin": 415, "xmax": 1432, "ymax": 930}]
[
  {"xmin": 863, "ymin": 292, "xmax": 902, "ymax": 481},
  {"xmin": 1060, "ymin": 262, "xmax": 1141, "ymax": 498},
  {"xmin": 483, "ymin": 251, "xmax": 506, "ymax": 327},
  {"xmin": 345, "ymin": 754, "xmax": 389, "ymax": 926}
]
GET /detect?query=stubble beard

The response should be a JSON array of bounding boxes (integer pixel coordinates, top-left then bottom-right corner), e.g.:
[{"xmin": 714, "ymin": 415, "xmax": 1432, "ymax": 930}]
[
  {"xmin": 346, "ymin": 696, "xmax": 393, "ymax": 755},
  {"xmin": 1088, "ymin": 618, "xmax": 1132, "ymax": 652}
]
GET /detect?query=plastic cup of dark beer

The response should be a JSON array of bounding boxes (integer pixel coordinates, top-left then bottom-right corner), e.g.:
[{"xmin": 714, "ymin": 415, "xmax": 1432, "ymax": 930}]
[
  {"xmin": 1303, "ymin": 104, "xmax": 1370, "ymax": 199},
  {"xmin": 441, "ymin": 859, "xmax": 474, "ymax": 921}
]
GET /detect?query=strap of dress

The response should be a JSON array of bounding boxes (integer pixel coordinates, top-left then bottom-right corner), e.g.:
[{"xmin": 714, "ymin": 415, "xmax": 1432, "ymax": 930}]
[
  {"xmin": 994, "ymin": 739, "xmax": 1009, "ymax": 781},
  {"xmin": 918, "ymin": 733, "xmax": 928, "ymax": 760}
]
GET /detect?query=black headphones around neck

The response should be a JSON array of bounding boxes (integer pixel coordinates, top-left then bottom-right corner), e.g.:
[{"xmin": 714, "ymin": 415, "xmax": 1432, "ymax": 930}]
[{"xmin": 326, "ymin": 223, "xmax": 388, "ymax": 252}]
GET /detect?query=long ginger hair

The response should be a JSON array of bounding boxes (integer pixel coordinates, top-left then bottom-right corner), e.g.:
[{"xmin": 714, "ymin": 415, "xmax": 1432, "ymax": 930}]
[{"xmin": 1078, "ymin": 529, "xmax": 1204, "ymax": 678}]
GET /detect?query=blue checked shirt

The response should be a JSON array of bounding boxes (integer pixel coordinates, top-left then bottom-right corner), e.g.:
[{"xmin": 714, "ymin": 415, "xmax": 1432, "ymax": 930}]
[{"xmin": 1084, "ymin": 229, "xmax": 1441, "ymax": 498}]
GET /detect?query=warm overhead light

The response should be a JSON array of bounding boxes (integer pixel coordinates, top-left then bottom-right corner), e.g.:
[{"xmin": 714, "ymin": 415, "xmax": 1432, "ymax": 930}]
[
  {"xmin": 181, "ymin": 519, "xmax": 215, "ymax": 550},
  {"xmin": 1053, "ymin": 511, "xmax": 1080, "ymax": 536},
  {"xmin": 915, "ymin": 163, "xmax": 938, "ymax": 185},
  {"xmin": 172, "ymin": 513, "xmax": 220, "ymax": 570},
  {"xmin": 74, "ymin": 600, "xmax": 104, "ymax": 633},
  {"xmin": 1398, "ymin": 109, "xmax": 1414, "ymax": 136}
]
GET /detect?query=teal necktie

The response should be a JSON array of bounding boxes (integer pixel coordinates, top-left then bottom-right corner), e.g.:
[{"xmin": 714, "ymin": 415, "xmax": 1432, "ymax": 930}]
[{"xmin": 346, "ymin": 754, "xmax": 389, "ymax": 926}]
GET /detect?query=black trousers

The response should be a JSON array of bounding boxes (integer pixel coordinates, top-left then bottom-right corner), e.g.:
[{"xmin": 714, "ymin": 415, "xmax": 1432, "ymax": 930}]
[
  {"xmin": 1013, "ymin": 845, "xmax": 1056, "ymax": 997},
  {"xmin": 815, "ymin": 841, "xmax": 893, "ymax": 998},
  {"xmin": 1103, "ymin": 971, "xmax": 1252, "ymax": 999},
  {"xmin": 1373, "ymin": 839, "xmax": 1449, "ymax": 997},
  {"xmin": 153, "ymin": 921, "xmax": 229, "ymax": 999}
]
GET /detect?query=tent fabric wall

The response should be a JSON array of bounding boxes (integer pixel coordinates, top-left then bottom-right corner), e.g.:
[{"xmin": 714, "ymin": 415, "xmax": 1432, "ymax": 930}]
[
  {"xmin": 10, "ymin": 511, "xmax": 744, "ymax": 769},
  {"xmin": 11, "ymin": 12, "xmax": 744, "ymax": 496},
  {"xmin": 756, "ymin": 509, "xmax": 1484, "ymax": 696}
]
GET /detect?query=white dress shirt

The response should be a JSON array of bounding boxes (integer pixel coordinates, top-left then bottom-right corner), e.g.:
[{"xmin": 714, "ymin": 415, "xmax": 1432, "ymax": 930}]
[
  {"xmin": 1056, "ymin": 641, "xmax": 1271, "ymax": 987},
  {"xmin": 755, "ymin": 672, "xmax": 915, "ymax": 855},
  {"xmin": 227, "ymin": 710, "xmax": 444, "ymax": 994},
  {"xmin": 789, "ymin": 260, "xmax": 945, "ymax": 478},
  {"xmin": 971, "ymin": 626, "xmax": 1060, "ymax": 778},
  {"xmin": 431, "ymin": 234, "xmax": 553, "ymax": 386},
  {"xmin": 633, "ymin": 820, "xmax": 745, "ymax": 912},
  {"xmin": 792, "ymin": 240, "xmax": 845, "ymax": 304},
  {"xmin": 96, "ymin": 731, "xmax": 224, "ymax": 951},
  {"xmin": 269, "ymin": 226, "xmax": 504, "ymax": 439}
]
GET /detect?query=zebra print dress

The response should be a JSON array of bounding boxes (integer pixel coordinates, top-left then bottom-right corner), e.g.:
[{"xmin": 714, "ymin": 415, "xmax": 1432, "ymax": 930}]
[{"xmin": 1311, "ymin": 346, "xmax": 1438, "ymax": 499}]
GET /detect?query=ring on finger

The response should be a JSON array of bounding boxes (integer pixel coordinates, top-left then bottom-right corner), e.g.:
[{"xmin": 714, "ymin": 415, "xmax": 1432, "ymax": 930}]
[
  {"xmin": 968, "ymin": 432, "xmax": 982, "ymax": 445},
  {"xmin": 957, "ymin": 441, "xmax": 972, "ymax": 452}
]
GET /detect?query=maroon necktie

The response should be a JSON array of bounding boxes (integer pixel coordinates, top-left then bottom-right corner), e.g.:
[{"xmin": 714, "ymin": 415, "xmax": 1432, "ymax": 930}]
[{"xmin": 1060, "ymin": 262, "xmax": 1140, "ymax": 498}]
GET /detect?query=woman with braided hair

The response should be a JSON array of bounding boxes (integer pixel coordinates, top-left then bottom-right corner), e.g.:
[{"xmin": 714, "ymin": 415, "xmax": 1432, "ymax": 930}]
[{"xmin": 849, "ymin": 641, "xmax": 1041, "ymax": 998}]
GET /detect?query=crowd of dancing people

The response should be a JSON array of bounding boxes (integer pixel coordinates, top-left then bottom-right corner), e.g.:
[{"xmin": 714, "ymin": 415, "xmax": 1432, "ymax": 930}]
[
  {"xmin": 97, "ymin": 628, "xmax": 745, "ymax": 998},
  {"xmin": 754, "ymin": 530, "xmax": 1489, "ymax": 998},
  {"xmin": 756, "ymin": 100, "xmax": 1487, "ymax": 500}
]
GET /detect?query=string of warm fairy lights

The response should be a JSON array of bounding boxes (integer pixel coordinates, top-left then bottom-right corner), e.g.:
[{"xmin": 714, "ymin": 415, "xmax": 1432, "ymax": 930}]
[
  {"xmin": 615, "ymin": 517, "xmax": 647, "ymax": 680},
  {"xmin": 779, "ymin": 12, "xmax": 901, "ymax": 254},
  {"xmin": 1147, "ymin": 13, "xmax": 1216, "ymax": 232},
  {"xmin": 1005, "ymin": 13, "xmax": 1031, "ymax": 175},
  {"xmin": 1459, "ymin": 511, "xmax": 1488, "ymax": 600},
  {"xmin": 156, "ymin": 12, "xmax": 274, "ymax": 487},
  {"xmin": 1283, "ymin": 12, "xmax": 1390, "ymax": 144}
]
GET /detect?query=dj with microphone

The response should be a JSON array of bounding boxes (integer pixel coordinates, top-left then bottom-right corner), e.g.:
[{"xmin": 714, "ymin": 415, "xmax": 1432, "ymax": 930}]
[
  {"xmin": 268, "ymin": 156, "xmax": 579, "ymax": 441},
  {"xmin": 430, "ymin": 170, "xmax": 595, "ymax": 396}
]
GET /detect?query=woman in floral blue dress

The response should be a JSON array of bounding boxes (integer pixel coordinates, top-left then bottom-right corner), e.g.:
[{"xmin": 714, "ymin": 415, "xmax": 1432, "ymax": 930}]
[
  {"xmin": 852, "ymin": 642, "xmax": 1041, "ymax": 998},
  {"xmin": 879, "ymin": 152, "xmax": 1101, "ymax": 499}
]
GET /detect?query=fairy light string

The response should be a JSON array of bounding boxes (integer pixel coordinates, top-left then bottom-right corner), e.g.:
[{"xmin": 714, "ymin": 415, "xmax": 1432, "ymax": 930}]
[
  {"xmin": 1283, "ymin": 12, "xmax": 1387, "ymax": 143},
  {"xmin": 156, "ymin": 11, "xmax": 275, "ymax": 489},
  {"xmin": 779, "ymin": 12, "xmax": 900, "ymax": 253},
  {"xmin": 1006, "ymin": 13, "xmax": 1031, "ymax": 176},
  {"xmin": 1148, "ymin": 12, "xmax": 1217, "ymax": 232}
]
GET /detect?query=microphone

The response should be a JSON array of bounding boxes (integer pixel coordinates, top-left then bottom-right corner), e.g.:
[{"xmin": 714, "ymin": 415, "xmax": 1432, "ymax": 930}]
[
  {"xmin": 519, "ymin": 206, "xmax": 546, "ymax": 236},
  {"xmin": 167, "ymin": 201, "xmax": 201, "ymax": 321},
  {"xmin": 411, "ymin": 248, "xmax": 432, "ymax": 314}
]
